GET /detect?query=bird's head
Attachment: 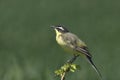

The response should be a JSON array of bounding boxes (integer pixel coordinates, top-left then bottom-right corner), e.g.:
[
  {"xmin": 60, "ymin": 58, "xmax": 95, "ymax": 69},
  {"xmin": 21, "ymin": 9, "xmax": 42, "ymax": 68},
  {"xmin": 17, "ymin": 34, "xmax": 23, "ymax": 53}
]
[{"xmin": 51, "ymin": 25, "xmax": 69, "ymax": 34}]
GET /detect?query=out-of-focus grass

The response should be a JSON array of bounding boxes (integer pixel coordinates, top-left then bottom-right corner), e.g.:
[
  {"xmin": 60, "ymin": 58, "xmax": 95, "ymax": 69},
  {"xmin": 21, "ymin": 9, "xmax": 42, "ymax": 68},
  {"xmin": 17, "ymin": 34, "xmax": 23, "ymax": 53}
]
[{"xmin": 0, "ymin": 0, "xmax": 120, "ymax": 80}]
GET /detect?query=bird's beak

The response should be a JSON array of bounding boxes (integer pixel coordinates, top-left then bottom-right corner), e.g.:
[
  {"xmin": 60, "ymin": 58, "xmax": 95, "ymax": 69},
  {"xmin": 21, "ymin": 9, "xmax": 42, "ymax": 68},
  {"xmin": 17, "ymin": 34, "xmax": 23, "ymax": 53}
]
[{"xmin": 50, "ymin": 25, "xmax": 55, "ymax": 29}]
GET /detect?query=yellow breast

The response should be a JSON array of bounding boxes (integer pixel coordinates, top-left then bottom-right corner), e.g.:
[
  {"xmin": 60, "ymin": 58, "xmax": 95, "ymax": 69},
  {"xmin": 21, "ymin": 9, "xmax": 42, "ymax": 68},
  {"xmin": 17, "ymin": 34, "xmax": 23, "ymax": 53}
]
[
  {"xmin": 56, "ymin": 34, "xmax": 66, "ymax": 45},
  {"xmin": 55, "ymin": 29, "xmax": 66, "ymax": 45}
]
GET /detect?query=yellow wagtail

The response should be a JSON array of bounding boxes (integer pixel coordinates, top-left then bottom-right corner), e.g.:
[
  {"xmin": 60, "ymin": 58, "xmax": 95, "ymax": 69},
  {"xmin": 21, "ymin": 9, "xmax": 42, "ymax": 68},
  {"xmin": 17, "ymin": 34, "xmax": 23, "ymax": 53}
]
[{"xmin": 51, "ymin": 25, "xmax": 102, "ymax": 79}]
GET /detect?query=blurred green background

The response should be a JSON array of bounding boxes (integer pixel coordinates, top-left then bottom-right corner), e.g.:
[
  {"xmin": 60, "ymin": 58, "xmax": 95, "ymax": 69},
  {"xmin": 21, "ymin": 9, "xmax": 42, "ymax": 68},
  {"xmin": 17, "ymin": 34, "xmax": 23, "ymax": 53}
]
[{"xmin": 0, "ymin": 0, "xmax": 120, "ymax": 80}]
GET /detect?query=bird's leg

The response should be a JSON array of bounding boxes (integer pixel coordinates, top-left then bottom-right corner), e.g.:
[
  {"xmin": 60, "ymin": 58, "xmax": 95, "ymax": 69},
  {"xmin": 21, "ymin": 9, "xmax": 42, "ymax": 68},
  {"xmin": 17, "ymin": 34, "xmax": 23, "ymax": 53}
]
[{"xmin": 67, "ymin": 55, "xmax": 79, "ymax": 63}]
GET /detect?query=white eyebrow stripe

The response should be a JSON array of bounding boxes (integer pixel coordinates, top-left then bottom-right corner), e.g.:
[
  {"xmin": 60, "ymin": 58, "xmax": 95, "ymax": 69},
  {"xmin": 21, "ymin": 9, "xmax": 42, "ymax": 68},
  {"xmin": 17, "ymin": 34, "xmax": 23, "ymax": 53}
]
[{"xmin": 58, "ymin": 27, "xmax": 64, "ymax": 30}]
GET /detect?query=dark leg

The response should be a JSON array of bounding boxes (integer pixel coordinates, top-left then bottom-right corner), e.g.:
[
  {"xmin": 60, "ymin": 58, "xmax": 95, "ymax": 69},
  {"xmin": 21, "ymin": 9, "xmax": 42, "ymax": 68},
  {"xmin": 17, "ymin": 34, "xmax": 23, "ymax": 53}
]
[{"xmin": 67, "ymin": 55, "xmax": 79, "ymax": 63}]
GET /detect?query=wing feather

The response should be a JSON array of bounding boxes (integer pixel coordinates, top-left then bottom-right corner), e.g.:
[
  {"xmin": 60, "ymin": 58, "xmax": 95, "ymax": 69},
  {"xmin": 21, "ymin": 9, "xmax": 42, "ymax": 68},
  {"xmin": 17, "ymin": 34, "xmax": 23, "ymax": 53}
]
[
  {"xmin": 75, "ymin": 46, "xmax": 92, "ymax": 57},
  {"xmin": 61, "ymin": 33, "xmax": 91, "ymax": 57}
]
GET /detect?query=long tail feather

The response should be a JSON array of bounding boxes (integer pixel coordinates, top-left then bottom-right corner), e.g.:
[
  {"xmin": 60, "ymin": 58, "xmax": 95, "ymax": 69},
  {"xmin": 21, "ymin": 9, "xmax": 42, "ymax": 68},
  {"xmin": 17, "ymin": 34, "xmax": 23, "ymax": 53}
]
[{"xmin": 86, "ymin": 56, "xmax": 103, "ymax": 80}]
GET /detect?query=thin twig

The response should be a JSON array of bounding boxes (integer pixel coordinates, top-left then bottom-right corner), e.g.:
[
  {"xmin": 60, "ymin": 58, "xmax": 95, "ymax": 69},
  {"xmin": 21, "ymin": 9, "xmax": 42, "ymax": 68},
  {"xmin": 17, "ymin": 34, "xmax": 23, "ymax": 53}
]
[
  {"xmin": 61, "ymin": 72, "xmax": 66, "ymax": 80},
  {"xmin": 60, "ymin": 55, "xmax": 79, "ymax": 80}
]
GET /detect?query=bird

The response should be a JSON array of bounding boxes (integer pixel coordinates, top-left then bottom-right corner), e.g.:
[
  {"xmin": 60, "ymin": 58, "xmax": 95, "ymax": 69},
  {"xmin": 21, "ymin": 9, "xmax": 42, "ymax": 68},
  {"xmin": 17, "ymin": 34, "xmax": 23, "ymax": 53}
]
[{"xmin": 51, "ymin": 24, "xmax": 102, "ymax": 79}]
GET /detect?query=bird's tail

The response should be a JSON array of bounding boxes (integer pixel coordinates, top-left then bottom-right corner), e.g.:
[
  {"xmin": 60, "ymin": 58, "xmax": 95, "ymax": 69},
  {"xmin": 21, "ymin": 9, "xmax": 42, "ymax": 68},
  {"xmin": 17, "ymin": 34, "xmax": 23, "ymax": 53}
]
[{"xmin": 86, "ymin": 56, "xmax": 103, "ymax": 80}]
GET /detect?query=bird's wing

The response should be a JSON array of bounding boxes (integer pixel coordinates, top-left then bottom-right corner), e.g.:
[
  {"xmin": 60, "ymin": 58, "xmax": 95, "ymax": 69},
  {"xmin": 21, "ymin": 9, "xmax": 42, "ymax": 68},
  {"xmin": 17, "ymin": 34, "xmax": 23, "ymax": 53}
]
[
  {"xmin": 62, "ymin": 33, "xmax": 92, "ymax": 57},
  {"xmin": 62, "ymin": 33, "xmax": 78, "ymax": 48},
  {"xmin": 75, "ymin": 46, "xmax": 92, "ymax": 57}
]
